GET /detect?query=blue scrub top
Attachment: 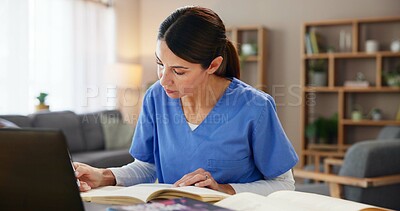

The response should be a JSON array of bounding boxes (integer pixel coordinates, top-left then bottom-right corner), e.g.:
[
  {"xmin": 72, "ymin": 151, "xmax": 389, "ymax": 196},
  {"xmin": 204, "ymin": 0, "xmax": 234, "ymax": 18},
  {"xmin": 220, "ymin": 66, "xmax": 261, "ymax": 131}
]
[{"xmin": 130, "ymin": 78, "xmax": 298, "ymax": 184}]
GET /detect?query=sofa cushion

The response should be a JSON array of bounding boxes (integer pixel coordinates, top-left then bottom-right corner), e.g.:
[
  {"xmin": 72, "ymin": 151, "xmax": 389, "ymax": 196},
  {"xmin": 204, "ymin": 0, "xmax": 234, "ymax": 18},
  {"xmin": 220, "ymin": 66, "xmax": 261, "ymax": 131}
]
[
  {"xmin": 100, "ymin": 113, "xmax": 134, "ymax": 150},
  {"xmin": 30, "ymin": 111, "xmax": 86, "ymax": 153},
  {"xmin": 72, "ymin": 149, "xmax": 134, "ymax": 168},
  {"xmin": 377, "ymin": 126, "xmax": 400, "ymax": 139},
  {"xmin": 0, "ymin": 115, "xmax": 32, "ymax": 127},
  {"xmin": 79, "ymin": 111, "xmax": 106, "ymax": 151},
  {"xmin": 0, "ymin": 118, "xmax": 19, "ymax": 128}
]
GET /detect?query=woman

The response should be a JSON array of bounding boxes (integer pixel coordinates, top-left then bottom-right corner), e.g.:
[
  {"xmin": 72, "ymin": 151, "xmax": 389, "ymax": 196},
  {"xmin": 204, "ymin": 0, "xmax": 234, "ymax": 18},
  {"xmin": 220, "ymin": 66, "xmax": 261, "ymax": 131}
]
[{"xmin": 75, "ymin": 6, "xmax": 298, "ymax": 196}]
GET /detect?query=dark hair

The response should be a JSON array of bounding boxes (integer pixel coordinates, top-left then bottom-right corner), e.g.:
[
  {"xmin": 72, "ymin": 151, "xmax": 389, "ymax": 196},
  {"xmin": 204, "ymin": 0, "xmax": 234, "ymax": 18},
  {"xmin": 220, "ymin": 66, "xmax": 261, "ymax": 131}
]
[{"xmin": 158, "ymin": 6, "xmax": 240, "ymax": 79}]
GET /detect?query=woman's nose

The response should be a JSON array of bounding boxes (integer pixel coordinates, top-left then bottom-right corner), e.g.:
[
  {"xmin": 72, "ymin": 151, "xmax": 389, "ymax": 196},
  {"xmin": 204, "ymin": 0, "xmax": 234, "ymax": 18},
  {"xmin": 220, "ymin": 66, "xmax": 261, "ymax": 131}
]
[{"xmin": 159, "ymin": 68, "xmax": 172, "ymax": 87}]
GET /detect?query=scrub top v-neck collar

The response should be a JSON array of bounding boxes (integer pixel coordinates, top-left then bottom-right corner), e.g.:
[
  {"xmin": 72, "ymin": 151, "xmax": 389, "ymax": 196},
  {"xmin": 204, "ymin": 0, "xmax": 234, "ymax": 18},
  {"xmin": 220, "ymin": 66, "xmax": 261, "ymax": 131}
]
[{"xmin": 177, "ymin": 78, "xmax": 234, "ymax": 134}]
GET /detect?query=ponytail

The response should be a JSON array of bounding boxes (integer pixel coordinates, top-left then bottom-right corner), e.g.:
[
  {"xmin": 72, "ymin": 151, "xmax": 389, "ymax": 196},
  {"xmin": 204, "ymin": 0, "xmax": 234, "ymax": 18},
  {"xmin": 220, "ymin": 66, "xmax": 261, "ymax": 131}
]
[
  {"xmin": 225, "ymin": 40, "xmax": 240, "ymax": 79},
  {"xmin": 214, "ymin": 40, "xmax": 240, "ymax": 79}
]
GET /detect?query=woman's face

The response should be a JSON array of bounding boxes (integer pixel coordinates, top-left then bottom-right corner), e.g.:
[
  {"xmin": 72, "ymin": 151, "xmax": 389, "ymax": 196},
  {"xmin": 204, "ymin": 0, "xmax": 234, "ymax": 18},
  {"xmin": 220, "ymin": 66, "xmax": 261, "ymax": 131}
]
[{"xmin": 156, "ymin": 40, "xmax": 210, "ymax": 99}]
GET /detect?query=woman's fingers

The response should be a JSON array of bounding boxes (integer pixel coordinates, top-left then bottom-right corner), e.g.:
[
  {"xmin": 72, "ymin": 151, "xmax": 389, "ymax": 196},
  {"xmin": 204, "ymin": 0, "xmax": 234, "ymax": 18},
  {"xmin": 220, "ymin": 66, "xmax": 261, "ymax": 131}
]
[
  {"xmin": 173, "ymin": 168, "xmax": 215, "ymax": 188},
  {"xmin": 178, "ymin": 174, "xmax": 207, "ymax": 187},
  {"xmin": 173, "ymin": 168, "xmax": 205, "ymax": 187},
  {"xmin": 79, "ymin": 181, "xmax": 91, "ymax": 192},
  {"xmin": 194, "ymin": 177, "xmax": 212, "ymax": 187}
]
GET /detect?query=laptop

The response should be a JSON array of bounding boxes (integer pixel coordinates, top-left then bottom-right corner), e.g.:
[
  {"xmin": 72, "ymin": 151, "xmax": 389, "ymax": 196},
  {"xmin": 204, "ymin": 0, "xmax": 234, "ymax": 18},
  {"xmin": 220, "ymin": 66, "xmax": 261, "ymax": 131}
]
[{"xmin": 0, "ymin": 128, "xmax": 84, "ymax": 211}]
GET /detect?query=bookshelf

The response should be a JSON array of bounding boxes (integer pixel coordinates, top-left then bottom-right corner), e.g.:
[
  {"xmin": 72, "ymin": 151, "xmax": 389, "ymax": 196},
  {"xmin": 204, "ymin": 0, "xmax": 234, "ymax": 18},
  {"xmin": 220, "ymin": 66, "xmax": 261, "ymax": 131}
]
[
  {"xmin": 300, "ymin": 17, "xmax": 400, "ymax": 171},
  {"xmin": 226, "ymin": 26, "xmax": 268, "ymax": 91}
]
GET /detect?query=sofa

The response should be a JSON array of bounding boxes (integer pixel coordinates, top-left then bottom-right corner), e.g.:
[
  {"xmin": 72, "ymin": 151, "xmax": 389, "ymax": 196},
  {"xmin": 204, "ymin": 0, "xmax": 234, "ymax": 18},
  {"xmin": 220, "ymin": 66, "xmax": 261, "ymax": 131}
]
[{"xmin": 0, "ymin": 110, "xmax": 134, "ymax": 168}]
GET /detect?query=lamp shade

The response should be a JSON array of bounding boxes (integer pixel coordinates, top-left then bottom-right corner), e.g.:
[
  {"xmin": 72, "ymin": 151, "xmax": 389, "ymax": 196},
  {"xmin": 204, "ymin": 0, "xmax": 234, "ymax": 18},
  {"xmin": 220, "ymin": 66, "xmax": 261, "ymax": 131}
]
[{"xmin": 106, "ymin": 63, "xmax": 142, "ymax": 88}]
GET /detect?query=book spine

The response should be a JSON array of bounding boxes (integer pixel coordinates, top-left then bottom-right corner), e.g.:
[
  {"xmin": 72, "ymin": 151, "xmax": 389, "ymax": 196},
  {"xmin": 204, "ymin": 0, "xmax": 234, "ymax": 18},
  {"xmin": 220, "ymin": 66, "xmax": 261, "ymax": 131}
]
[
  {"xmin": 310, "ymin": 30, "xmax": 319, "ymax": 54},
  {"xmin": 305, "ymin": 34, "xmax": 313, "ymax": 55}
]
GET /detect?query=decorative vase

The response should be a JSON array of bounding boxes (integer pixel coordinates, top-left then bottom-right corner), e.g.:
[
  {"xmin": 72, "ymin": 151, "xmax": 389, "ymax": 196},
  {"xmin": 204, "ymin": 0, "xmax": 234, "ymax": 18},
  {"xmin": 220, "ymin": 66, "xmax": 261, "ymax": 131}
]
[
  {"xmin": 36, "ymin": 103, "xmax": 49, "ymax": 111},
  {"xmin": 311, "ymin": 72, "xmax": 327, "ymax": 87},
  {"xmin": 365, "ymin": 40, "xmax": 379, "ymax": 53},
  {"xmin": 371, "ymin": 111, "xmax": 382, "ymax": 121},
  {"xmin": 241, "ymin": 43, "xmax": 257, "ymax": 56},
  {"xmin": 391, "ymin": 40, "xmax": 400, "ymax": 52},
  {"xmin": 397, "ymin": 105, "xmax": 400, "ymax": 121},
  {"xmin": 351, "ymin": 110, "xmax": 363, "ymax": 121},
  {"xmin": 386, "ymin": 75, "xmax": 400, "ymax": 87}
]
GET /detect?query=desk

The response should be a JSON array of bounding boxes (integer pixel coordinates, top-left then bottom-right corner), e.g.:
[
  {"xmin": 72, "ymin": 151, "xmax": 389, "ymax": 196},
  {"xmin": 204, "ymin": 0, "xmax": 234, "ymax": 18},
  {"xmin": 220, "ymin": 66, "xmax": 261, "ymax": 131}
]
[{"xmin": 83, "ymin": 202, "xmax": 109, "ymax": 211}]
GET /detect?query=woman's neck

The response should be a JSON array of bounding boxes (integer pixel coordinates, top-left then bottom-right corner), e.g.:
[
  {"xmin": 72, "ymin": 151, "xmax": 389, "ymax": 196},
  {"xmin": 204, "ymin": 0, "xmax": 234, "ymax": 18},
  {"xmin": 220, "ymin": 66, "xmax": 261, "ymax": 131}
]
[{"xmin": 180, "ymin": 76, "xmax": 230, "ymax": 123}]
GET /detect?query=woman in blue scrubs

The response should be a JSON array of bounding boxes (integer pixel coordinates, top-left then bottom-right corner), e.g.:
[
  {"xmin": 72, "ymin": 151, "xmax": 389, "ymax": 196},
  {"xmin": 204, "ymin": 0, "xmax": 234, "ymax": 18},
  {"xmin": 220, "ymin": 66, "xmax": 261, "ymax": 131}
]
[{"xmin": 75, "ymin": 6, "xmax": 298, "ymax": 195}]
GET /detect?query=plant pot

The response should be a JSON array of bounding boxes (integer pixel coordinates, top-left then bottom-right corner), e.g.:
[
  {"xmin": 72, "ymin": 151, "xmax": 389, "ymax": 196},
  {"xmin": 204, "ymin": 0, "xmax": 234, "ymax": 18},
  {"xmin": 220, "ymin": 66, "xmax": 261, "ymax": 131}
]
[
  {"xmin": 36, "ymin": 104, "xmax": 49, "ymax": 111},
  {"xmin": 386, "ymin": 76, "xmax": 400, "ymax": 87},
  {"xmin": 241, "ymin": 43, "xmax": 257, "ymax": 56},
  {"xmin": 310, "ymin": 72, "xmax": 327, "ymax": 86}
]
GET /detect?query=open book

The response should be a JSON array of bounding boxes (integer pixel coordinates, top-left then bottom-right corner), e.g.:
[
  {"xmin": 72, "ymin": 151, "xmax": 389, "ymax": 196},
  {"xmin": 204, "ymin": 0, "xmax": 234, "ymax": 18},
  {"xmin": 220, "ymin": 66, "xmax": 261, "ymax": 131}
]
[
  {"xmin": 80, "ymin": 183, "xmax": 230, "ymax": 205},
  {"xmin": 215, "ymin": 191, "xmax": 388, "ymax": 211}
]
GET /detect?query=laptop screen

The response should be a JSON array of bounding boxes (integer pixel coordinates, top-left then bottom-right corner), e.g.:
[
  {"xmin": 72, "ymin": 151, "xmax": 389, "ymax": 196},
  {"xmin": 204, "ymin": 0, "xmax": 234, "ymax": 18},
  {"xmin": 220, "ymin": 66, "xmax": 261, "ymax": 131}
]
[{"xmin": 0, "ymin": 128, "xmax": 84, "ymax": 211}]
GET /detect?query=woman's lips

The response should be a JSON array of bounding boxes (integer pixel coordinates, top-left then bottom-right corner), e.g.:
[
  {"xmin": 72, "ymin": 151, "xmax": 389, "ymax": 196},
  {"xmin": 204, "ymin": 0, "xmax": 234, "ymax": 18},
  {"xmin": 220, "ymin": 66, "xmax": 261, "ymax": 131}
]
[{"xmin": 165, "ymin": 89, "xmax": 176, "ymax": 94}]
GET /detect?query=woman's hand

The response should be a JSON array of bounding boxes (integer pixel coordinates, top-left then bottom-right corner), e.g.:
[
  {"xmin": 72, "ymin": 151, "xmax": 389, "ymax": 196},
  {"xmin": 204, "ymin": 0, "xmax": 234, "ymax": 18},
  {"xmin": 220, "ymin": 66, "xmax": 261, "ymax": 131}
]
[
  {"xmin": 73, "ymin": 162, "xmax": 116, "ymax": 192},
  {"xmin": 173, "ymin": 168, "xmax": 235, "ymax": 195}
]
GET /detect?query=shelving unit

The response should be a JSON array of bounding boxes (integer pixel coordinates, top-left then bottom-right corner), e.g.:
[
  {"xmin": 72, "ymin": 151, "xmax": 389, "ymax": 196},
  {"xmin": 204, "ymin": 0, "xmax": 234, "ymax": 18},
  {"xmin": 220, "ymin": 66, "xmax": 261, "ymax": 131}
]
[
  {"xmin": 300, "ymin": 17, "xmax": 400, "ymax": 171},
  {"xmin": 226, "ymin": 26, "xmax": 268, "ymax": 91}
]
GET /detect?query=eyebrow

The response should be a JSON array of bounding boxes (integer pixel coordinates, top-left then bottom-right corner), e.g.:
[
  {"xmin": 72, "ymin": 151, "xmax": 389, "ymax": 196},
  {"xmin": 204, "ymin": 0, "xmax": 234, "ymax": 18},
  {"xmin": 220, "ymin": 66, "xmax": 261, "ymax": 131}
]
[{"xmin": 155, "ymin": 53, "xmax": 189, "ymax": 69}]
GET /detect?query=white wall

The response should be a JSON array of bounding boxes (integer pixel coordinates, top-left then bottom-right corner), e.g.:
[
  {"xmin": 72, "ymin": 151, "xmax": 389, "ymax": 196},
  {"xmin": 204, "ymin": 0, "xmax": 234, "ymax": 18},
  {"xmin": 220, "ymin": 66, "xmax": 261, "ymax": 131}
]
[{"xmin": 117, "ymin": 0, "xmax": 400, "ymax": 156}]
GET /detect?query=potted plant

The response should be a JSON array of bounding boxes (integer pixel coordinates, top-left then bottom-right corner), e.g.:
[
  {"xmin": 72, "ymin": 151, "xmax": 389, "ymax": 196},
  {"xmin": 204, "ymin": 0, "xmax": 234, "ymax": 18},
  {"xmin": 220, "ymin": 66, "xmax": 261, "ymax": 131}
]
[
  {"xmin": 306, "ymin": 113, "xmax": 338, "ymax": 144},
  {"xmin": 383, "ymin": 65, "xmax": 400, "ymax": 87},
  {"xmin": 308, "ymin": 59, "xmax": 327, "ymax": 86},
  {"xmin": 36, "ymin": 92, "xmax": 49, "ymax": 111}
]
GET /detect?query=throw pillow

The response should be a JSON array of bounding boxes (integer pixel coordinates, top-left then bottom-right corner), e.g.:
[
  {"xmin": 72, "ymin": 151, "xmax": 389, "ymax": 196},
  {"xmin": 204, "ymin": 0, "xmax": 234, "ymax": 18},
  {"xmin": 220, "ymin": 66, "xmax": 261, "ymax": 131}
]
[{"xmin": 100, "ymin": 114, "xmax": 134, "ymax": 150}]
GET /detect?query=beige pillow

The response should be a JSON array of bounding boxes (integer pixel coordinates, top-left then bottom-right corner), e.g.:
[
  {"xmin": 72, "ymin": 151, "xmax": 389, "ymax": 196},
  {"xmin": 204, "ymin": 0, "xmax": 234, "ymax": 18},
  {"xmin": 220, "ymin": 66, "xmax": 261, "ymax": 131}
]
[{"xmin": 100, "ymin": 115, "xmax": 134, "ymax": 150}]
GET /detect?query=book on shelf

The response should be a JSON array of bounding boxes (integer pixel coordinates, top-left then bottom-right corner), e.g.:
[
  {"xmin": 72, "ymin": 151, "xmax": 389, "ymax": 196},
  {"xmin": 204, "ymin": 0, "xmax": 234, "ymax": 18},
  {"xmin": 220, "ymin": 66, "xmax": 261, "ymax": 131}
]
[
  {"xmin": 81, "ymin": 183, "xmax": 230, "ymax": 205},
  {"xmin": 308, "ymin": 29, "xmax": 326, "ymax": 54},
  {"xmin": 215, "ymin": 191, "xmax": 387, "ymax": 211},
  {"xmin": 107, "ymin": 197, "xmax": 232, "ymax": 211},
  {"xmin": 305, "ymin": 33, "xmax": 313, "ymax": 55},
  {"xmin": 344, "ymin": 81, "xmax": 370, "ymax": 88}
]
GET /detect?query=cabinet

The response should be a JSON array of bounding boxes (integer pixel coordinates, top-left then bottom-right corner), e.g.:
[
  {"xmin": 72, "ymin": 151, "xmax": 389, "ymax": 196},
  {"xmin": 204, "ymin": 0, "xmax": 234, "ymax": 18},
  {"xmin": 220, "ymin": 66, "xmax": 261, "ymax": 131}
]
[
  {"xmin": 300, "ymin": 17, "xmax": 400, "ymax": 171},
  {"xmin": 226, "ymin": 26, "xmax": 268, "ymax": 91}
]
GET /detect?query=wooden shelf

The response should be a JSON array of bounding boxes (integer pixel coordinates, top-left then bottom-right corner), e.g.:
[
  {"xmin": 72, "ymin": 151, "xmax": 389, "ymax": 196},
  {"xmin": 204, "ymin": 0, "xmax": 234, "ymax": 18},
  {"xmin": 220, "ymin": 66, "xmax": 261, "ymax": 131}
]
[
  {"xmin": 241, "ymin": 55, "xmax": 259, "ymax": 62},
  {"xmin": 304, "ymin": 87, "xmax": 338, "ymax": 92},
  {"xmin": 303, "ymin": 150, "xmax": 346, "ymax": 157},
  {"xmin": 300, "ymin": 16, "xmax": 400, "ymax": 171},
  {"xmin": 227, "ymin": 26, "xmax": 267, "ymax": 91},
  {"xmin": 342, "ymin": 119, "xmax": 400, "ymax": 126},
  {"xmin": 342, "ymin": 87, "xmax": 400, "ymax": 92},
  {"xmin": 304, "ymin": 87, "xmax": 400, "ymax": 92},
  {"xmin": 304, "ymin": 51, "xmax": 400, "ymax": 59},
  {"xmin": 307, "ymin": 143, "xmax": 350, "ymax": 151}
]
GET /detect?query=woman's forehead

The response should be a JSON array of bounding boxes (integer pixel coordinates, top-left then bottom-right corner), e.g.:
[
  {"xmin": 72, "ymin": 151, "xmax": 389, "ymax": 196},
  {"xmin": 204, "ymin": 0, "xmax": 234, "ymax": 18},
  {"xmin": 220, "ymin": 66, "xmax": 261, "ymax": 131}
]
[{"xmin": 156, "ymin": 40, "xmax": 197, "ymax": 67}]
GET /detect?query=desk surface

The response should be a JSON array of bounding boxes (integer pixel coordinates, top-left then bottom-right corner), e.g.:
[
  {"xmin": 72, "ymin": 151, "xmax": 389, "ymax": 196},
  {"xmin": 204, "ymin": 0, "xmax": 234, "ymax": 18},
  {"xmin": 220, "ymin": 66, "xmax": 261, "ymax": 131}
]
[{"xmin": 84, "ymin": 202, "xmax": 109, "ymax": 211}]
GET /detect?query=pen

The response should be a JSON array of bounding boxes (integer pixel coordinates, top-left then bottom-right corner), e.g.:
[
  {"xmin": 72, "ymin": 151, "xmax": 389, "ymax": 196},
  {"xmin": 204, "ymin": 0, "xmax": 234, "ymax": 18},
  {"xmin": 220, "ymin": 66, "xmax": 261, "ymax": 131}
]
[
  {"xmin": 71, "ymin": 161, "xmax": 81, "ymax": 187},
  {"xmin": 68, "ymin": 152, "xmax": 80, "ymax": 187}
]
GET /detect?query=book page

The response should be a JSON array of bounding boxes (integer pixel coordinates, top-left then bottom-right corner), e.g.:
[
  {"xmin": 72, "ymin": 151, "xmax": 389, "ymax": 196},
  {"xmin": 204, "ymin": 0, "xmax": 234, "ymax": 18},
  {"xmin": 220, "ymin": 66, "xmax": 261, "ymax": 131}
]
[
  {"xmin": 81, "ymin": 184, "xmax": 229, "ymax": 205},
  {"xmin": 81, "ymin": 184, "xmax": 174, "ymax": 204},
  {"xmin": 215, "ymin": 192, "xmax": 295, "ymax": 211},
  {"xmin": 216, "ymin": 191, "xmax": 383, "ymax": 211},
  {"xmin": 149, "ymin": 186, "xmax": 230, "ymax": 202}
]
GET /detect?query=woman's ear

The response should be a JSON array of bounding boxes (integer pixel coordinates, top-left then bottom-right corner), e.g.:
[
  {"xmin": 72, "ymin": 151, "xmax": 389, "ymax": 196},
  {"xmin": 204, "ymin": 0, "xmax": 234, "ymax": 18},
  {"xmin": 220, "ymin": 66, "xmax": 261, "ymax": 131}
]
[{"xmin": 206, "ymin": 56, "xmax": 223, "ymax": 74}]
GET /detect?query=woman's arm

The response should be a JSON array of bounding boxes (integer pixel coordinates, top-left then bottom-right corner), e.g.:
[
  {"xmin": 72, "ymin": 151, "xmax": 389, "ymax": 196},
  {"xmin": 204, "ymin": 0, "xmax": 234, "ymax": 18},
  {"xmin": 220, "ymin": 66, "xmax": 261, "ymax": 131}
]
[
  {"xmin": 229, "ymin": 170, "xmax": 295, "ymax": 196},
  {"xmin": 172, "ymin": 168, "xmax": 294, "ymax": 195},
  {"xmin": 109, "ymin": 159, "xmax": 157, "ymax": 186}
]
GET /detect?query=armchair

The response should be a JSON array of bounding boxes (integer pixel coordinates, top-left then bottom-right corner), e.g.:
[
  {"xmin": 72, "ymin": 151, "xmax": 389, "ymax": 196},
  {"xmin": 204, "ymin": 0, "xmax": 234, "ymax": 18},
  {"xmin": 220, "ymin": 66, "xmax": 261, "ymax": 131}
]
[{"xmin": 294, "ymin": 140, "xmax": 400, "ymax": 210}]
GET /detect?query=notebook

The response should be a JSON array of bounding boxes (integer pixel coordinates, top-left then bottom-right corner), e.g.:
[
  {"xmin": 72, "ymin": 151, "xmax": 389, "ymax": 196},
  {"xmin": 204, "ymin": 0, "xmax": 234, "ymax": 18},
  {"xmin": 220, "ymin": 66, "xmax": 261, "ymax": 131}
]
[{"xmin": 0, "ymin": 128, "xmax": 84, "ymax": 211}]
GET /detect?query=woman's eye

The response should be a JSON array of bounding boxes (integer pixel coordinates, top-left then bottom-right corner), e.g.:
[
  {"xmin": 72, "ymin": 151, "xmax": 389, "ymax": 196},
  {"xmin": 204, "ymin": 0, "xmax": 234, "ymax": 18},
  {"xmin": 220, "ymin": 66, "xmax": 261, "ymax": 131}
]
[
  {"xmin": 173, "ymin": 69, "xmax": 185, "ymax": 75},
  {"xmin": 156, "ymin": 62, "xmax": 164, "ymax": 67}
]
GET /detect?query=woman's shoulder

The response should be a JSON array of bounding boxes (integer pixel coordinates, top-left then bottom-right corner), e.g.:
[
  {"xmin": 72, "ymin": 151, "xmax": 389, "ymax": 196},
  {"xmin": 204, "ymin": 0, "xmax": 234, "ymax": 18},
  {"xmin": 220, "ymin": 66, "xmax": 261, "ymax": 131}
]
[
  {"xmin": 230, "ymin": 78, "xmax": 275, "ymax": 109},
  {"xmin": 143, "ymin": 81, "xmax": 164, "ymax": 99}
]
